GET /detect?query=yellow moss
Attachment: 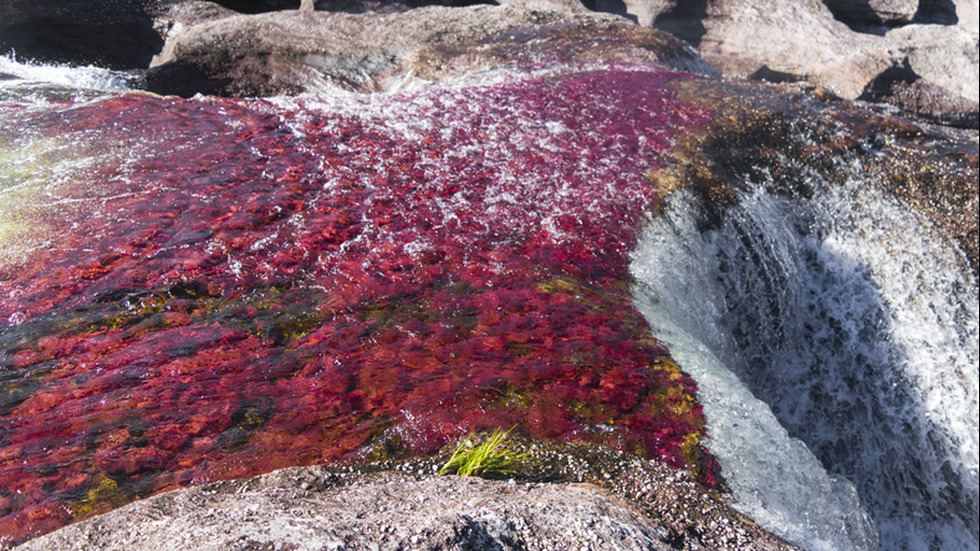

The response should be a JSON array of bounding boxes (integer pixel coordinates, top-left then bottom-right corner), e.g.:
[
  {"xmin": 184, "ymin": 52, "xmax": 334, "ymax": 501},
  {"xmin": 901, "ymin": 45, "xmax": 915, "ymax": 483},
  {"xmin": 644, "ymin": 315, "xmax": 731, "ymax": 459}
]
[
  {"xmin": 651, "ymin": 357, "xmax": 684, "ymax": 377},
  {"xmin": 679, "ymin": 432, "xmax": 702, "ymax": 461},
  {"xmin": 68, "ymin": 472, "xmax": 122, "ymax": 518},
  {"xmin": 536, "ymin": 276, "xmax": 580, "ymax": 294},
  {"xmin": 666, "ymin": 387, "xmax": 695, "ymax": 416},
  {"xmin": 494, "ymin": 387, "xmax": 533, "ymax": 410},
  {"xmin": 364, "ymin": 308, "xmax": 387, "ymax": 320}
]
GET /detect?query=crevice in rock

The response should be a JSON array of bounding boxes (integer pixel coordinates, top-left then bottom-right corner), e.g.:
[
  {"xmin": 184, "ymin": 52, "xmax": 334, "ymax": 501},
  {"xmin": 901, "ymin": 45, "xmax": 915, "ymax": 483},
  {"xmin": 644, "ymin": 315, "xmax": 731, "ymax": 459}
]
[
  {"xmin": 651, "ymin": 0, "xmax": 708, "ymax": 48},
  {"xmin": 859, "ymin": 58, "xmax": 979, "ymax": 129},
  {"xmin": 914, "ymin": 0, "xmax": 959, "ymax": 24},
  {"xmin": 749, "ymin": 66, "xmax": 802, "ymax": 84},
  {"xmin": 821, "ymin": 0, "xmax": 887, "ymax": 34},
  {"xmin": 819, "ymin": 0, "xmax": 954, "ymax": 34},
  {"xmin": 859, "ymin": 57, "xmax": 920, "ymax": 101},
  {"xmin": 584, "ymin": 0, "xmax": 638, "ymax": 24}
]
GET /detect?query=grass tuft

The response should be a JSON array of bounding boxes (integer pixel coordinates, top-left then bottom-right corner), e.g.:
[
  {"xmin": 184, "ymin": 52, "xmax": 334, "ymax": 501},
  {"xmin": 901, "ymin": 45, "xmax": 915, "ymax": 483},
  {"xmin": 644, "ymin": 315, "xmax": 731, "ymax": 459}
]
[{"xmin": 438, "ymin": 427, "xmax": 527, "ymax": 478}]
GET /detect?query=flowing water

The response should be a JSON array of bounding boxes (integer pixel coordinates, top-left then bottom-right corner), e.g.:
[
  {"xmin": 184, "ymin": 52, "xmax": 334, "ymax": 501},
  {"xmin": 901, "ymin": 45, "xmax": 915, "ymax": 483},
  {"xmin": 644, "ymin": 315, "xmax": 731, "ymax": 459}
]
[
  {"xmin": 1, "ymin": 57, "xmax": 716, "ymax": 545},
  {"xmin": 2, "ymin": 57, "xmax": 978, "ymax": 551},
  {"xmin": 631, "ymin": 178, "xmax": 979, "ymax": 550}
]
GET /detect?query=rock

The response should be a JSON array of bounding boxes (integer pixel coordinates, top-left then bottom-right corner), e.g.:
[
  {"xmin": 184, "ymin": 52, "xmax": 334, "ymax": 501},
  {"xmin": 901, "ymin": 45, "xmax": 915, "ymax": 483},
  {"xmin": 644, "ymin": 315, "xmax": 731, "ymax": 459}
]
[
  {"xmin": 15, "ymin": 438, "xmax": 802, "ymax": 551},
  {"xmin": 952, "ymin": 0, "xmax": 980, "ymax": 32},
  {"xmin": 860, "ymin": 60, "xmax": 980, "ymax": 128},
  {"xmin": 0, "ymin": 0, "xmax": 176, "ymax": 69},
  {"xmin": 586, "ymin": 0, "xmax": 897, "ymax": 98},
  {"xmin": 5, "ymin": 0, "xmax": 974, "ymax": 124},
  {"xmin": 1, "ymin": 2, "xmax": 976, "ymax": 550},
  {"xmin": 143, "ymin": 1, "xmax": 715, "ymax": 97},
  {"xmin": 856, "ymin": 23, "xmax": 980, "ymax": 127},
  {"xmin": 698, "ymin": 0, "xmax": 893, "ymax": 99},
  {"xmin": 920, "ymin": 0, "xmax": 974, "ymax": 28},
  {"xmin": 606, "ymin": 0, "xmax": 979, "ymax": 126},
  {"xmin": 885, "ymin": 23, "xmax": 979, "ymax": 104},
  {"xmin": 18, "ymin": 473, "xmax": 682, "ymax": 551}
]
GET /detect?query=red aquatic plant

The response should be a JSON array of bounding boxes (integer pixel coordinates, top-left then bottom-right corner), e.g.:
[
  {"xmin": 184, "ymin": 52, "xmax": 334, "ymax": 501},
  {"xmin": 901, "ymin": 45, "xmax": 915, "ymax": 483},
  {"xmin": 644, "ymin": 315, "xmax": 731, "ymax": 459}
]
[{"xmin": 0, "ymin": 68, "xmax": 715, "ymax": 545}]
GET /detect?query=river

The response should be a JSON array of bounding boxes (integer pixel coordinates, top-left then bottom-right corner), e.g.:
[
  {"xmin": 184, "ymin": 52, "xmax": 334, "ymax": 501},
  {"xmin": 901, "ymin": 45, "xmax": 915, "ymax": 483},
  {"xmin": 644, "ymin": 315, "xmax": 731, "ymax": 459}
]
[{"xmin": 2, "ymin": 55, "xmax": 978, "ymax": 550}]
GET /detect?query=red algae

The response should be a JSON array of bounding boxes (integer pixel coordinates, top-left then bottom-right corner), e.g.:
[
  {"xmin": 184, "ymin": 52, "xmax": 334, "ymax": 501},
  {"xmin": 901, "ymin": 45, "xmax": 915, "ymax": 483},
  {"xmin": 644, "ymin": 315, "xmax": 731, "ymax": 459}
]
[{"xmin": 0, "ymin": 69, "xmax": 714, "ymax": 545}]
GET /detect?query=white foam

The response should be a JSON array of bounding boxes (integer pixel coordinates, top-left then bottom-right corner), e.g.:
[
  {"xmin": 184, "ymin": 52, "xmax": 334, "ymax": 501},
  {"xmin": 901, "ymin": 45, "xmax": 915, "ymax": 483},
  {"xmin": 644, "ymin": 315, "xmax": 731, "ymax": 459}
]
[
  {"xmin": 0, "ymin": 54, "xmax": 137, "ymax": 93},
  {"xmin": 630, "ymin": 175, "xmax": 979, "ymax": 550},
  {"xmin": 631, "ymin": 190, "xmax": 879, "ymax": 551}
]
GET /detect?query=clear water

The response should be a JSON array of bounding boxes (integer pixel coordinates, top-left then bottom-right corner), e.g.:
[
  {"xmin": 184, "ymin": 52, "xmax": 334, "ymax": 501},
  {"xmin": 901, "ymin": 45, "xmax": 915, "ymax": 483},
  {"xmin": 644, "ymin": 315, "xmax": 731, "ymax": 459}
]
[{"xmin": 3, "ymin": 56, "xmax": 978, "ymax": 551}]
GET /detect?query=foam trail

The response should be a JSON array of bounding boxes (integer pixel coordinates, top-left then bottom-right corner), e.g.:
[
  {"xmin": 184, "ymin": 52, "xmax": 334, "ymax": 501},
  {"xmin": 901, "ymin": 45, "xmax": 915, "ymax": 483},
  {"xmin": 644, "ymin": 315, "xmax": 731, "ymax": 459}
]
[
  {"xmin": 0, "ymin": 54, "xmax": 138, "ymax": 105},
  {"xmin": 630, "ymin": 178, "xmax": 978, "ymax": 551}
]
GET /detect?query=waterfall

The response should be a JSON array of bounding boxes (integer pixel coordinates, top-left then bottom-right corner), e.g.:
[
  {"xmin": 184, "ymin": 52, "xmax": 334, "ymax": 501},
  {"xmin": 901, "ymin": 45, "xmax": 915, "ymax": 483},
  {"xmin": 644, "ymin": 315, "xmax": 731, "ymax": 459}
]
[{"xmin": 630, "ymin": 175, "xmax": 979, "ymax": 551}]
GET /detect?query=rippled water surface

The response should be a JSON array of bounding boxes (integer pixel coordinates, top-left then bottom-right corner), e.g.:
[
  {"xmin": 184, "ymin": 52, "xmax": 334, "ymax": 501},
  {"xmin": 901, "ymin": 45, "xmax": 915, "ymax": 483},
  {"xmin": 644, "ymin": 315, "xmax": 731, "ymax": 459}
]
[
  {"xmin": 0, "ymin": 63, "xmax": 718, "ymax": 546},
  {"xmin": 2, "ymin": 56, "xmax": 977, "ymax": 551}
]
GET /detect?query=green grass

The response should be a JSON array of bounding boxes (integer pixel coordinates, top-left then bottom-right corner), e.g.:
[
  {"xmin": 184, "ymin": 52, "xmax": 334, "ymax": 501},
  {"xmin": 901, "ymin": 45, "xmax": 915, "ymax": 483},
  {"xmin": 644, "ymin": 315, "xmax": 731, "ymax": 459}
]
[{"xmin": 438, "ymin": 427, "xmax": 527, "ymax": 478}]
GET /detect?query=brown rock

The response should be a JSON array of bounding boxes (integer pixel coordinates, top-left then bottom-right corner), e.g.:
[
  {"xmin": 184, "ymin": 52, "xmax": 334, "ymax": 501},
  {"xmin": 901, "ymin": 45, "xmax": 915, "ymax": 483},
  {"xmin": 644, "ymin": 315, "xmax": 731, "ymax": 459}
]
[
  {"xmin": 605, "ymin": 0, "xmax": 978, "ymax": 125},
  {"xmin": 143, "ymin": 2, "xmax": 715, "ymax": 97}
]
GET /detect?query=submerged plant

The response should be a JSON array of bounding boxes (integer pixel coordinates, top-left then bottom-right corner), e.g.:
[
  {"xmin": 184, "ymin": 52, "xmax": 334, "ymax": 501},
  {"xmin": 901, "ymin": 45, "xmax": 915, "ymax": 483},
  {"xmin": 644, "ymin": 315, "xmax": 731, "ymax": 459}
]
[{"xmin": 439, "ymin": 427, "xmax": 527, "ymax": 478}]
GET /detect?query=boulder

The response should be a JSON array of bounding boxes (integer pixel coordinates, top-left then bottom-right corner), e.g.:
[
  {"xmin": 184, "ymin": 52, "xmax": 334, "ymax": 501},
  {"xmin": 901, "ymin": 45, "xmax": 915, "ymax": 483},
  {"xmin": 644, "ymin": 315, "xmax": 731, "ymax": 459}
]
[
  {"xmin": 17, "ymin": 473, "xmax": 685, "ymax": 551},
  {"xmin": 0, "ymin": 0, "xmax": 176, "ymax": 69},
  {"xmin": 954, "ymin": 0, "xmax": 979, "ymax": 32},
  {"xmin": 15, "ymin": 438, "xmax": 802, "ymax": 551},
  {"xmin": 143, "ymin": 1, "xmax": 715, "ymax": 97},
  {"xmin": 859, "ymin": 24, "xmax": 980, "ymax": 126},
  {"xmin": 884, "ymin": 23, "xmax": 979, "ymax": 104},
  {"xmin": 603, "ymin": 0, "xmax": 978, "ymax": 126}
]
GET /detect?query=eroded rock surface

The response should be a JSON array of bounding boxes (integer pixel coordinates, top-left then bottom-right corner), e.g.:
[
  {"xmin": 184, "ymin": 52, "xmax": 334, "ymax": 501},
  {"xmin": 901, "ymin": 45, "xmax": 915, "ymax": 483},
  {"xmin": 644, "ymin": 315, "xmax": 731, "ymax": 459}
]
[
  {"xmin": 2, "ymin": 0, "xmax": 976, "ymax": 125},
  {"xmin": 143, "ymin": 1, "xmax": 714, "ymax": 96},
  {"xmin": 622, "ymin": 0, "xmax": 979, "ymax": 126},
  {"xmin": 16, "ymin": 438, "xmax": 800, "ymax": 551},
  {"xmin": 19, "ymin": 474, "xmax": 681, "ymax": 551}
]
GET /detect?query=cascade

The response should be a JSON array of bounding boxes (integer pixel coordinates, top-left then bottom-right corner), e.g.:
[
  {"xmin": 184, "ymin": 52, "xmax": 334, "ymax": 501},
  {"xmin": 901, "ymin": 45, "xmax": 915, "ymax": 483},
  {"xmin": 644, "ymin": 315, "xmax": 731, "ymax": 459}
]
[{"xmin": 630, "ymin": 177, "xmax": 979, "ymax": 550}]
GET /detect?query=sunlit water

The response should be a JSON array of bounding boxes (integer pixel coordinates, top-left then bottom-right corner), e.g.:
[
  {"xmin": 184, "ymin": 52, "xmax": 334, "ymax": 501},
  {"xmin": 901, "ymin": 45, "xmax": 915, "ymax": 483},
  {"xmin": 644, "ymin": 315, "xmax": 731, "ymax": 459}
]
[
  {"xmin": 2, "ymin": 57, "xmax": 978, "ymax": 551},
  {"xmin": 1, "ymin": 58, "xmax": 716, "ymax": 545},
  {"xmin": 631, "ymin": 176, "xmax": 979, "ymax": 550},
  {"xmin": 0, "ymin": 54, "xmax": 138, "ymax": 103}
]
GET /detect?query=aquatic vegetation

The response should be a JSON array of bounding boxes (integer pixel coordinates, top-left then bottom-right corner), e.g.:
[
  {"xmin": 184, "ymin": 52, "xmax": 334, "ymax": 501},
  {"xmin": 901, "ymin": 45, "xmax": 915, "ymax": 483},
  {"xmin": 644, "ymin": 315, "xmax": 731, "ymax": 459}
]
[
  {"xmin": 0, "ymin": 68, "xmax": 716, "ymax": 545},
  {"xmin": 439, "ymin": 427, "xmax": 527, "ymax": 478}
]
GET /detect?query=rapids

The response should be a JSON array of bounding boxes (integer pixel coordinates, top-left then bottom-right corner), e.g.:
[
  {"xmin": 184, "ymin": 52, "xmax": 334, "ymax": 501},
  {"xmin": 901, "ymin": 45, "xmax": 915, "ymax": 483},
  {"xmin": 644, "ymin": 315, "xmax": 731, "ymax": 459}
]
[{"xmin": 631, "ymin": 177, "xmax": 979, "ymax": 550}]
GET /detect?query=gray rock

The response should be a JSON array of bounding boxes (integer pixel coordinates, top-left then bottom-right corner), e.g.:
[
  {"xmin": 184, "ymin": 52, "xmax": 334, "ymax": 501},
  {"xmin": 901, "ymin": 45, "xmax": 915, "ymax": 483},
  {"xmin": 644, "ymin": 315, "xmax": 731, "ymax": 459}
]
[
  {"xmin": 15, "ymin": 471, "xmax": 663, "ymax": 550},
  {"xmin": 854, "ymin": 23, "xmax": 980, "ymax": 126},
  {"xmin": 13, "ymin": 467, "xmax": 791, "ymax": 551},
  {"xmin": 885, "ymin": 23, "xmax": 979, "ymax": 103},
  {"xmin": 699, "ymin": 0, "xmax": 896, "ymax": 99},
  {"xmin": 953, "ymin": 0, "xmax": 979, "ymax": 32},
  {"xmin": 14, "ymin": 437, "xmax": 803, "ymax": 551}
]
